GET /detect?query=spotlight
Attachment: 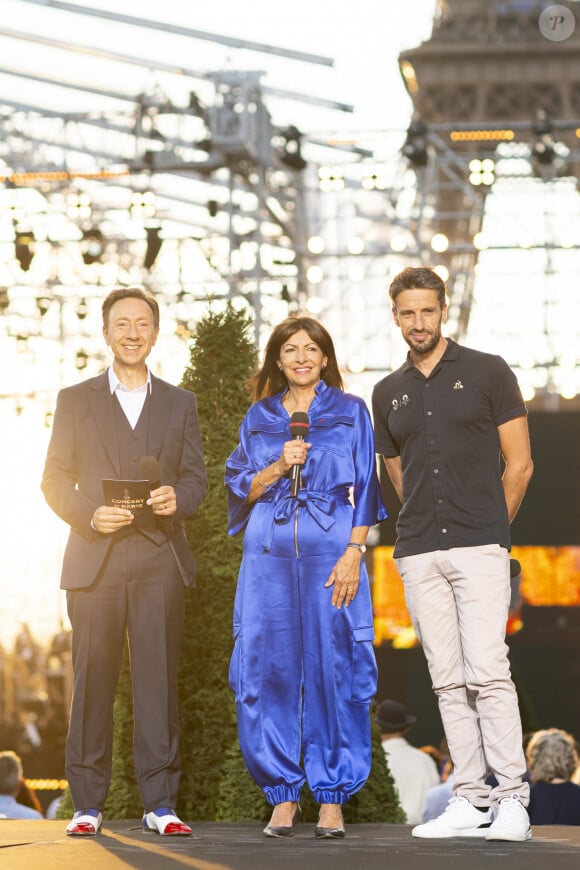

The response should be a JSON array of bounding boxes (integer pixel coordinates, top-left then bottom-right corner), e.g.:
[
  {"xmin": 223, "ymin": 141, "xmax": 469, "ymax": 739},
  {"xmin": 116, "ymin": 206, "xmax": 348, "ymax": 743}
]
[
  {"xmin": 36, "ymin": 296, "xmax": 51, "ymax": 316},
  {"xmin": 531, "ymin": 109, "xmax": 564, "ymax": 175},
  {"xmin": 307, "ymin": 235, "xmax": 325, "ymax": 254},
  {"xmin": 318, "ymin": 165, "xmax": 344, "ymax": 192},
  {"xmin": 431, "ymin": 233, "xmax": 449, "ymax": 253},
  {"xmin": 14, "ymin": 230, "xmax": 35, "ymax": 271},
  {"xmin": 402, "ymin": 119, "xmax": 429, "ymax": 168},
  {"xmin": 81, "ymin": 228, "xmax": 104, "ymax": 265},
  {"xmin": 131, "ymin": 191, "xmax": 156, "ymax": 219},
  {"xmin": 468, "ymin": 159, "xmax": 495, "ymax": 186},
  {"xmin": 67, "ymin": 193, "xmax": 92, "ymax": 220},
  {"xmin": 75, "ymin": 349, "xmax": 89, "ymax": 370},
  {"xmin": 279, "ymin": 125, "xmax": 307, "ymax": 171},
  {"xmin": 144, "ymin": 226, "xmax": 163, "ymax": 271},
  {"xmin": 76, "ymin": 298, "xmax": 89, "ymax": 320},
  {"xmin": 189, "ymin": 91, "xmax": 208, "ymax": 121},
  {"xmin": 532, "ymin": 139, "xmax": 556, "ymax": 166}
]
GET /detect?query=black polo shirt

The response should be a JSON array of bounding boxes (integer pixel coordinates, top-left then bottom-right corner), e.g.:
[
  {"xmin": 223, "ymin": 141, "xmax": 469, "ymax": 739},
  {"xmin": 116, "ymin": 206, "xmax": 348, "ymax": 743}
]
[{"xmin": 372, "ymin": 339, "xmax": 527, "ymax": 558}]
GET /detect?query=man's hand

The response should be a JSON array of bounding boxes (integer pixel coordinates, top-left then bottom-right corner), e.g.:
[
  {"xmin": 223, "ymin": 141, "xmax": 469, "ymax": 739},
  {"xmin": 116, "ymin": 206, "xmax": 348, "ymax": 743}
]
[
  {"xmin": 92, "ymin": 505, "xmax": 134, "ymax": 535},
  {"xmin": 147, "ymin": 485, "xmax": 177, "ymax": 516}
]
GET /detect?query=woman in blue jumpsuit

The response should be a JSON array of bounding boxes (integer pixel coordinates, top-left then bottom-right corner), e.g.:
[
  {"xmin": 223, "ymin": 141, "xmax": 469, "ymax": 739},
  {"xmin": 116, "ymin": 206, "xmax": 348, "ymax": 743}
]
[{"xmin": 225, "ymin": 315, "xmax": 388, "ymax": 838}]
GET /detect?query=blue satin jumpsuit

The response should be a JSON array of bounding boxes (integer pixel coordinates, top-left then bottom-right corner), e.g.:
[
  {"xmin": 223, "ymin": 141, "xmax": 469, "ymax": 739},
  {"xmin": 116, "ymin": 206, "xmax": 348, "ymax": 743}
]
[{"xmin": 225, "ymin": 381, "xmax": 388, "ymax": 806}]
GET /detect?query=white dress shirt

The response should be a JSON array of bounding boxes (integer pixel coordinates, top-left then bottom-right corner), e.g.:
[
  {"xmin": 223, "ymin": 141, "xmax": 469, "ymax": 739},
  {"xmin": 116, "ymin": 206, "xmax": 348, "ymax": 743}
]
[{"xmin": 108, "ymin": 366, "xmax": 151, "ymax": 429}]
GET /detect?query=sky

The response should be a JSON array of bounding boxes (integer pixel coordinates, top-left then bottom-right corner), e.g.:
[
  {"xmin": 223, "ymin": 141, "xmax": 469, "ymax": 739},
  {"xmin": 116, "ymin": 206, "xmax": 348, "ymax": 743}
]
[{"xmin": 0, "ymin": 0, "xmax": 439, "ymax": 647}]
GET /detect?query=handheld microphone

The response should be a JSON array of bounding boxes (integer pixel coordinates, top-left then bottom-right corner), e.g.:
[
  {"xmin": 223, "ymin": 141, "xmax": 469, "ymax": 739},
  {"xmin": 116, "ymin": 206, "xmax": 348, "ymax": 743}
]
[
  {"xmin": 139, "ymin": 455, "xmax": 161, "ymax": 491},
  {"xmin": 289, "ymin": 412, "xmax": 310, "ymax": 498},
  {"xmin": 509, "ymin": 558, "xmax": 522, "ymax": 579}
]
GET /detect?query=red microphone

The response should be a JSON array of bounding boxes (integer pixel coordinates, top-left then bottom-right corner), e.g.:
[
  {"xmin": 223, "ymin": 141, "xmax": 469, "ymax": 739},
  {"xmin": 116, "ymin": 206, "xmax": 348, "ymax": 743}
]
[{"xmin": 289, "ymin": 412, "xmax": 310, "ymax": 497}]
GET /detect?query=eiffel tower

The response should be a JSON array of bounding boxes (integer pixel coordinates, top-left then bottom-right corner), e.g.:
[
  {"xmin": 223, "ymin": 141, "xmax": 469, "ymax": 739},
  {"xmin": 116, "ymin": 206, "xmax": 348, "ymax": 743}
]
[{"xmin": 397, "ymin": 0, "xmax": 580, "ymax": 336}]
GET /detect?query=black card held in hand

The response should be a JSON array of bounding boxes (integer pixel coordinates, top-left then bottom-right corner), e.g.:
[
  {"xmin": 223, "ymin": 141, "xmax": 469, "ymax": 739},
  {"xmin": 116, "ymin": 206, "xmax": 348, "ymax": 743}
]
[{"xmin": 102, "ymin": 479, "xmax": 155, "ymax": 528}]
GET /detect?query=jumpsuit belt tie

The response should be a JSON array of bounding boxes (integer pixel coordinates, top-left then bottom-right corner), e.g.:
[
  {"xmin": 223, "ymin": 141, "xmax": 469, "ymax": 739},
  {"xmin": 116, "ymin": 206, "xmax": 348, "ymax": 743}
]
[{"xmin": 260, "ymin": 488, "xmax": 349, "ymax": 552}]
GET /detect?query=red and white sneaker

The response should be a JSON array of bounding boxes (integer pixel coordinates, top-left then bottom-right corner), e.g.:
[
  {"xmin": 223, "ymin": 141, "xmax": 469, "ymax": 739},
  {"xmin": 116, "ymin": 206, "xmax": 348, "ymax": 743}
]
[
  {"xmin": 66, "ymin": 809, "xmax": 103, "ymax": 836},
  {"xmin": 143, "ymin": 808, "xmax": 192, "ymax": 836}
]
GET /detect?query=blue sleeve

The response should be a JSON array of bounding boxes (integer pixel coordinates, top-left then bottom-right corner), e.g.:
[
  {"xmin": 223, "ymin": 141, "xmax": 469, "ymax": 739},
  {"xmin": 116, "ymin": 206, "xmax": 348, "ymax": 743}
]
[
  {"xmin": 224, "ymin": 413, "xmax": 258, "ymax": 536},
  {"xmin": 351, "ymin": 397, "xmax": 389, "ymax": 527}
]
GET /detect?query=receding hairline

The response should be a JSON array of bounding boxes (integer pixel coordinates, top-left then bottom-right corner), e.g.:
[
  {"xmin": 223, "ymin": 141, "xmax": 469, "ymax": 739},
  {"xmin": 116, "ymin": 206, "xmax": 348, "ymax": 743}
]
[{"xmin": 102, "ymin": 287, "xmax": 160, "ymax": 328}]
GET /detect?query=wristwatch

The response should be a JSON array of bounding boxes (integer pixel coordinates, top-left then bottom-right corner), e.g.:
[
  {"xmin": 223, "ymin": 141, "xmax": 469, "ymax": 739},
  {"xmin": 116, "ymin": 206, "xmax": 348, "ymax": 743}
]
[{"xmin": 346, "ymin": 542, "xmax": 367, "ymax": 553}]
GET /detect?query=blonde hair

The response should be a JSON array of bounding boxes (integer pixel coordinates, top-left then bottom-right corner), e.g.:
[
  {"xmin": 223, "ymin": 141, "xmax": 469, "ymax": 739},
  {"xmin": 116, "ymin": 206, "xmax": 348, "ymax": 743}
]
[{"xmin": 526, "ymin": 728, "xmax": 579, "ymax": 783}]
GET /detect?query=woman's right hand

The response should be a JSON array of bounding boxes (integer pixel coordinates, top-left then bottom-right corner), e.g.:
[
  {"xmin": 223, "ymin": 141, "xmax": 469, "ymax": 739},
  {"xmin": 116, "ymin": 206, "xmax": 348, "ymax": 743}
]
[{"xmin": 279, "ymin": 438, "xmax": 312, "ymax": 473}]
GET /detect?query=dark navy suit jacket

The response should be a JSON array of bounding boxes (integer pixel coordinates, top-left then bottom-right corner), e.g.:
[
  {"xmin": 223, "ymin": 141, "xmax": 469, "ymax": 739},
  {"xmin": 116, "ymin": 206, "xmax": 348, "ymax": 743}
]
[{"xmin": 41, "ymin": 370, "xmax": 207, "ymax": 589}]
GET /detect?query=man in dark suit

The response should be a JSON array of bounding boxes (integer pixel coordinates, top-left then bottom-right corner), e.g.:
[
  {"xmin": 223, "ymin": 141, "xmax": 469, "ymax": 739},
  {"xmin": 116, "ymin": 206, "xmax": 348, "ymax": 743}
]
[{"xmin": 42, "ymin": 287, "xmax": 207, "ymax": 837}]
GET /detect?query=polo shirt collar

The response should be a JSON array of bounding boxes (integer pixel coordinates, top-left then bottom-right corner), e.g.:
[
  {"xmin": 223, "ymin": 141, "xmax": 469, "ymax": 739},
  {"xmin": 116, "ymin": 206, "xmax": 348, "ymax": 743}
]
[{"xmin": 402, "ymin": 338, "xmax": 459, "ymax": 373}]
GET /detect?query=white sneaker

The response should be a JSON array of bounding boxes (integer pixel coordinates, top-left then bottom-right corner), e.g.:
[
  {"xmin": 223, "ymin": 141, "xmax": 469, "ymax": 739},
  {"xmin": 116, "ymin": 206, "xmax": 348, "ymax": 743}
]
[
  {"xmin": 486, "ymin": 794, "xmax": 532, "ymax": 841},
  {"xmin": 412, "ymin": 796, "xmax": 492, "ymax": 838}
]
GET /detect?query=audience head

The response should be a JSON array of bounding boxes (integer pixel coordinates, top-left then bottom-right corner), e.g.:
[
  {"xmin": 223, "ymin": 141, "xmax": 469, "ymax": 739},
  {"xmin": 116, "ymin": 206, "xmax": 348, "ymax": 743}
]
[
  {"xmin": 0, "ymin": 751, "xmax": 23, "ymax": 796},
  {"xmin": 376, "ymin": 699, "xmax": 416, "ymax": 735},
  {"xmin": 526, "ymin": 728, "xmax": 579, "ymax": 783}
]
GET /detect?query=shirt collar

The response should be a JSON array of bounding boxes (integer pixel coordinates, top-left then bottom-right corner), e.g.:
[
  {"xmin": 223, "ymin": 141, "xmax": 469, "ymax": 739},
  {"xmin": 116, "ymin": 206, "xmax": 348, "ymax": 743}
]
[
  {"xmin": 108, "ymin": 366, "xmax": 152, "ymax": 394},
  {"xmin": 402, "ymin": 338, "xmax": 459, "ymax": 373}
]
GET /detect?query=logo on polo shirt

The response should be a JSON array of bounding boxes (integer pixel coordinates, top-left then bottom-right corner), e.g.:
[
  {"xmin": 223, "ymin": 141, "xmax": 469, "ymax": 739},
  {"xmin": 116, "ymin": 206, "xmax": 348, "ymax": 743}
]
[
  {"xmin": 392, "ymin": 393, "xmax": 409, "ymax": 410},
  {"xmin": 452, "ymin": 380, "xmax": 464, "ymax": 390}
]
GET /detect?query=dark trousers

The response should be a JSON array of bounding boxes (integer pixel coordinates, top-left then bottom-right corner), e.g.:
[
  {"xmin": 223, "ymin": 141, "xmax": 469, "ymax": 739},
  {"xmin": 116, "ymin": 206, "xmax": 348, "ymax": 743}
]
[{"xmin": 66, "ymin": 533, "xmax": 185, "ymax": 811}]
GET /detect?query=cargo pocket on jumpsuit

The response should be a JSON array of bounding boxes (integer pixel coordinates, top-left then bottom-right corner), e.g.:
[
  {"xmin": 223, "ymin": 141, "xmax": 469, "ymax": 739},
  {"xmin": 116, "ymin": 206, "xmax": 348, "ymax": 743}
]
[
  {"xmin": 350, "ymin": 626, "xmax": 378, "ymax": 703},
  {"xmin": 228, "ymin": 624, "xmax": 244, "ymax": 702}
]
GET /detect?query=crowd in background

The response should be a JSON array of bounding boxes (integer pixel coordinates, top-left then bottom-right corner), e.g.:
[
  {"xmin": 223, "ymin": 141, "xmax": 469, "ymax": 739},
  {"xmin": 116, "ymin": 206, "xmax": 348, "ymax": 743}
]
[
  {"xmin": 2, "ymin": 622, "xmax": 580, "ymax": 826},
  {"xmin": 376, "ymin": 698, "xmax": 580, "ymax": 828},
  {"xmin": 0, "ymin": 622, "xmax": 70, "ymax": 817}
]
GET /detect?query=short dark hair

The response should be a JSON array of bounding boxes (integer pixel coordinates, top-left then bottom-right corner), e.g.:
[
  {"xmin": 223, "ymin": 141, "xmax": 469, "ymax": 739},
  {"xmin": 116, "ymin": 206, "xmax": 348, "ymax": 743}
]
[
  {"xmin": 247, "ymin": 315, "xmax": 344, "ymax": 401},
  {"xmin": 0, "ymin": 751, "xmax": 22, "ymax": 794},
  {"xmin": 389, "ymin": 267, "xmax": 447, "ymax": 308},
  {"xmin": 102, "ymin": 287, "xmax": 160, "ymax": 329}
]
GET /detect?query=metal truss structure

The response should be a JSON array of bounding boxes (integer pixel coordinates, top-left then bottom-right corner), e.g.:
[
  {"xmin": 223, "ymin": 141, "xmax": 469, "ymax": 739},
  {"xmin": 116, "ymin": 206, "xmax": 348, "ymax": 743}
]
[
  {"xmin": 1, "ymin": 0, "xmax": 580, "ymax": 414},
  {"xmin": 0, "ymin": 0, "xmax": 374, "ymax": 412}
]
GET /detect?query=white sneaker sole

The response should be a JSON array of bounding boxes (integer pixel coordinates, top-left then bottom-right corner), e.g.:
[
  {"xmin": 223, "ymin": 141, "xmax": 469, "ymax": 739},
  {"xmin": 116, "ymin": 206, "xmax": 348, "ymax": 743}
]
[
  {"xmin": 412, "ymin": 826, "xmax": 491, "ymax": 839},
  {"xmin": 486, "ymin": 828, "xmax": 532, "ymax": 842}
]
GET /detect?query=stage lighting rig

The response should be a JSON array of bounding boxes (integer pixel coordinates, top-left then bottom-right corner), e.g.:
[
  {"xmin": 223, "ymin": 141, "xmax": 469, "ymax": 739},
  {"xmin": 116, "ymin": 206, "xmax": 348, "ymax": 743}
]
[
  {"xmin": 14, "ymin": 230, "xmax": 35, "ymax": 272},
  {"xmin": 144, "ymin": 226, "xmax": 163, "ymax": 271}
]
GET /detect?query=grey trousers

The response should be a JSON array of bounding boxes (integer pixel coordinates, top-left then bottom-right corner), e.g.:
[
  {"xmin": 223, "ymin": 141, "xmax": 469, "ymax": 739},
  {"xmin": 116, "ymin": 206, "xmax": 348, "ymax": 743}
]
[
  {"xmin": 396, "ymin": 544, "xmax": 529, "ymax": 808},
  {"xmin": 66, "ymin": 533, "xmax": 185, "ymax": 812}
]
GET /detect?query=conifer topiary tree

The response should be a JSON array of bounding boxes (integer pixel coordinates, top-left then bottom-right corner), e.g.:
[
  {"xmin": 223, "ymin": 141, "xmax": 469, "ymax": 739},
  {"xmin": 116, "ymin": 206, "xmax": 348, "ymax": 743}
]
[{"xmin": 176, "ymin": 303, "xmax": 257, "ymax": 819}]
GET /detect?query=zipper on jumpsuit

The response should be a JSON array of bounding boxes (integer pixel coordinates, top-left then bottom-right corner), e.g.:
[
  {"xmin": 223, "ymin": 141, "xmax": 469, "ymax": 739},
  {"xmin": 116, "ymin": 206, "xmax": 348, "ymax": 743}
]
[{"xmin": 294, "ymin": 505, "xmax": 300, "ymax": 558}]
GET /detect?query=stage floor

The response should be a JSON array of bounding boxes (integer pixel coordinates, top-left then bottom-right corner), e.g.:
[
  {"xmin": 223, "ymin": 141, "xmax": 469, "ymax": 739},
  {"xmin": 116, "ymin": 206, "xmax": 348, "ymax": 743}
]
[{"xmin": 2, "ymin": 820, "xmax": 580, "ymax": 870}]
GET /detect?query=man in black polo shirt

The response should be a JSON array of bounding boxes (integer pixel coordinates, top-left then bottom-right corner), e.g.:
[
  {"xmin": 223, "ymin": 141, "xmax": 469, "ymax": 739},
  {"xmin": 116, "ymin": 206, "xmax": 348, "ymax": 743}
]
[{"xmin": 372, "ymin": 267, "xmax": 533, "ymax": 842}]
